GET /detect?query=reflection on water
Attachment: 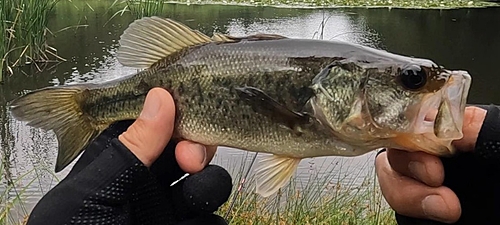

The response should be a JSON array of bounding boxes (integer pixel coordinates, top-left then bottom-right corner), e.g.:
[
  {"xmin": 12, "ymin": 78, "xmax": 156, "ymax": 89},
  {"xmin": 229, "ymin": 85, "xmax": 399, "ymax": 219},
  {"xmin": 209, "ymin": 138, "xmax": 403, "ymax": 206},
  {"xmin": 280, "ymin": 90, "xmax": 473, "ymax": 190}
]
[{"xmin": 1, "ymin": 1, "xmax": 500, "ymax": 221}]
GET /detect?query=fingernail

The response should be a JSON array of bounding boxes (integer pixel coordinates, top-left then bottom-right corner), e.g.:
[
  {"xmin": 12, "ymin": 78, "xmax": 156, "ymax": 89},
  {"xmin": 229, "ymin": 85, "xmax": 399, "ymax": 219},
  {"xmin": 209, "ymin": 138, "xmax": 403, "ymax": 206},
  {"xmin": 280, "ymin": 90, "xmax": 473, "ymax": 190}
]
[
  {"xmin": 408, "ymin": 161, "xmax": 425, "ymax": 180},
  {"xmin": 190, "ymin": 143, "xmax": 207, "ymax": 165},
  {"xmin": 139, "ymin": 91, "xmax": 161, "ymax": 120},
  {"xmin": 422, "ymin": 195, "xmax": 448, "ymax": 222}
]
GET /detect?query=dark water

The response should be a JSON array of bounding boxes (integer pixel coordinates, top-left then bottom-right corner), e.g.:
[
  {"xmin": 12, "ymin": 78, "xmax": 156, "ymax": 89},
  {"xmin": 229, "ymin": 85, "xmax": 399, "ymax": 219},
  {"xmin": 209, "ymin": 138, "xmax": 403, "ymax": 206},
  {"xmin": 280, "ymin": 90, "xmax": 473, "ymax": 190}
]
[{"xmin": 1, "ymin": 1, "xmax": 500, "ymax": 222}]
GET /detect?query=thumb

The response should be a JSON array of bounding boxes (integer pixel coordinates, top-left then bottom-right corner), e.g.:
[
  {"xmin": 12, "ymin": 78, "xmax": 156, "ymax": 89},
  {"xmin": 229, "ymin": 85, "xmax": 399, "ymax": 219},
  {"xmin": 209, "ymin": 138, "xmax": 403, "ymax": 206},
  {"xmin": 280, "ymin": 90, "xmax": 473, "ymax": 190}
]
[{"xmin": 118, "ymin": 88, "xmax": 176, "ymax": 167}]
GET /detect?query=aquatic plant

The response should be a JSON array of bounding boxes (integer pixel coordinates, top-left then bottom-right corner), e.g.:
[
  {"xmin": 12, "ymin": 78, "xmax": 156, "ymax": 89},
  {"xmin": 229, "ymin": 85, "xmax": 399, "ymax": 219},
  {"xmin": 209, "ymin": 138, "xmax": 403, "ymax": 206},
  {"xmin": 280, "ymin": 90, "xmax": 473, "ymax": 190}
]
[
  {"xmin": 0, "ymin": 0, "xmax": 62, "ymax": 83},
  {"xmin": 125, "ymin": 0, "xmax": 167, "ymax": 18},
  {"xmin": 0, "ymin": 163, "xmax": 33, "ymax": 225},
  {"xmin": 0, "ymin": 160, "xmax": 61, "ymax": 225}
]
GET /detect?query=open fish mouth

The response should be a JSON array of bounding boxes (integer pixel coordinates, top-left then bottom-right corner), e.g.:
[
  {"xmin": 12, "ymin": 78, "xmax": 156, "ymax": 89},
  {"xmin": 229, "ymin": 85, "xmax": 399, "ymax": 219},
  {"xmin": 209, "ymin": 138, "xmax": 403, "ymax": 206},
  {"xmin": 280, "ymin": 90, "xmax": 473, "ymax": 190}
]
[
  {"xmin": 417, "ymin": 70, "xmax": 471, "ymax": 138},
  {"xmin": 397, "ymin": 69, "xmax": 472, "ymax": 155}
]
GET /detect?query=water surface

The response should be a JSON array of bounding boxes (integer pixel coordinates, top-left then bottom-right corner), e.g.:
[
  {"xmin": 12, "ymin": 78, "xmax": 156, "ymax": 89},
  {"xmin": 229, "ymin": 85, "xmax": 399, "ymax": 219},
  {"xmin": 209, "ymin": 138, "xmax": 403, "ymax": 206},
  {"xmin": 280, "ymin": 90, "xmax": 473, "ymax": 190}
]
[{"xmin": 1, "ymin": 1, "xmax": 500, "ymax": 222}]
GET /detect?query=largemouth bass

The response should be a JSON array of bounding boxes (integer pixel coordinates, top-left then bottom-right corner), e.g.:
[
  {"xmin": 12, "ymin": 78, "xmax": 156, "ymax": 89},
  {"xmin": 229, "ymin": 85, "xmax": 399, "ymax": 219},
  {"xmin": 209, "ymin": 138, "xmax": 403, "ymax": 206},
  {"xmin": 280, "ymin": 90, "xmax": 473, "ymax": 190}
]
[{"xmin": 9, "ymin": 17, "xmax": 471, "ymax": 197}]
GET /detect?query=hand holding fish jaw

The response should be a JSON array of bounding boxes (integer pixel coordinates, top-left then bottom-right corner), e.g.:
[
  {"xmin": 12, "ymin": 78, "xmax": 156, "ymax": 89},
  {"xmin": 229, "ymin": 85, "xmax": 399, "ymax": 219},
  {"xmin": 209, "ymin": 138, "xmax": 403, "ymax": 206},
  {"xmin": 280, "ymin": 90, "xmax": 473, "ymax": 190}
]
[
  {"xmin": 375, "ymin": 106, "xmax": 487, "ymax": 224},
  {"xmin": 118, "ymin": 87, "xmax": 216, "ymax": 173}
]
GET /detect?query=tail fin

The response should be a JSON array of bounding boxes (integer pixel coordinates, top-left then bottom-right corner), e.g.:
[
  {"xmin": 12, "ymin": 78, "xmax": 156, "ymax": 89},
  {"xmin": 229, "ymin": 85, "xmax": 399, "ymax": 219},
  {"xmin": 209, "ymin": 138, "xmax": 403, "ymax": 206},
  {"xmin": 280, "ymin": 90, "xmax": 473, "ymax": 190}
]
[{"xmin": 9, "ymin": 86, "xmax": 101, "ymax": 172}]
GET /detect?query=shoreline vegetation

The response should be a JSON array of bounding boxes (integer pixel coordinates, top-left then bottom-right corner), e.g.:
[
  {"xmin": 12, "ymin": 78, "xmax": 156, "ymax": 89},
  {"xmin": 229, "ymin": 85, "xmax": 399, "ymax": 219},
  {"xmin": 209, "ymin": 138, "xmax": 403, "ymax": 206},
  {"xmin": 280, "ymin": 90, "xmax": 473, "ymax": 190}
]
[
  {"xmin": 164, "ymin": 0, "xmax": 498, "ymax": 8},
  {"xmin": 217, "ymin": 162, "xmax": 396, "ymax": 225},
  {"xmin": 1, "ymin": 0, "xmax": 497, "ymax": 224},
  {"xmin": 1, "ymin": 155, "xmax": 397, "ymax": 225},
  {"xmin": 0, "ymin": 0, "xmax": 61, "ymax": 83},
  {"xmin": 1, "ymin": 0, "xmax": 498, "ymax": 81}
]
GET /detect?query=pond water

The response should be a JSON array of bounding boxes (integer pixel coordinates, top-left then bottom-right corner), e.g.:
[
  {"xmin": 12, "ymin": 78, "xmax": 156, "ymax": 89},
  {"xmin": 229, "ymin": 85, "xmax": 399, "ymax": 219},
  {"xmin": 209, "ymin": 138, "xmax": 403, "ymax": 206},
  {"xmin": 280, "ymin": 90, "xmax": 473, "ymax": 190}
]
[{"xmin": 1, "ymin": 1, "xmax": 500, "ymax": 222}]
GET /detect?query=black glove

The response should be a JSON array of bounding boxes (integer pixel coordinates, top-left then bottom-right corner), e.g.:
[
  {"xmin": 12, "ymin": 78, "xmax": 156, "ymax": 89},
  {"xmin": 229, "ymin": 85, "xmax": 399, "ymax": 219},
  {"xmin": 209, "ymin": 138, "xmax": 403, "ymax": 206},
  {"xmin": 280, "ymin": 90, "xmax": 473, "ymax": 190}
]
[{"xmin": 32, "ymin": 120, "xmax": 233, "ymax": 225}]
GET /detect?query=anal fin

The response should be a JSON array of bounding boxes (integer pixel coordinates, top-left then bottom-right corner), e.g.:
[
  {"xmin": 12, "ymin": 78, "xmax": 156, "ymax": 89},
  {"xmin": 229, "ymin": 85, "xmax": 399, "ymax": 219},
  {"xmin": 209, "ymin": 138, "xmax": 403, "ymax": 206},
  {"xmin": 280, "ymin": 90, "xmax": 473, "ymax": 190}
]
[{"xmin": 255, "ymin": 154, "xmax": 301, "ymax": 197}]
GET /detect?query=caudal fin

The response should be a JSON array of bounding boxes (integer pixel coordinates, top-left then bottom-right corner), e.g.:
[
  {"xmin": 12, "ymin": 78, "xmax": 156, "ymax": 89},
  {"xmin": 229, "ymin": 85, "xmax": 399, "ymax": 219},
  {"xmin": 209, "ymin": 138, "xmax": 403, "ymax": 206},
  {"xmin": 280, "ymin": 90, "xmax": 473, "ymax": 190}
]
[{"xmin": 9, "ymin": 86, "xmax": 101, "ymax": 172}]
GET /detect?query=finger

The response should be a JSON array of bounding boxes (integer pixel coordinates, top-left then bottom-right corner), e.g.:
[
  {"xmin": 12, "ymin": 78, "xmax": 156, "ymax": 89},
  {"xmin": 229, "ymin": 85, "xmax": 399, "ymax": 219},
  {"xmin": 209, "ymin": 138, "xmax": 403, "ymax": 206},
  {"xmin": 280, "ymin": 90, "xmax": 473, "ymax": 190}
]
[
  {"xmin": 375, "ymin": 152, "xmax": 461, "ymax": 223},
  {"xmin": 452, "ymin": 106, "xmax": 487, "ymax": 152},
  {"xmin": 118, "ymin": 88, "xmax": 175, "ymax": 167},
  {"xmin": 171, "ymin": 165, "xmax": 232, "ymax": 217},
  {"xmin": 176, "ymin": 141, "xmax": 218, "ymax": 174},
  {"xmin": 386, "ymin": 149, "xmax": 444, "ymax": 187},
  {"xmin": 205, "ymin": 145, "xmax": 217, "ymax": 163}
]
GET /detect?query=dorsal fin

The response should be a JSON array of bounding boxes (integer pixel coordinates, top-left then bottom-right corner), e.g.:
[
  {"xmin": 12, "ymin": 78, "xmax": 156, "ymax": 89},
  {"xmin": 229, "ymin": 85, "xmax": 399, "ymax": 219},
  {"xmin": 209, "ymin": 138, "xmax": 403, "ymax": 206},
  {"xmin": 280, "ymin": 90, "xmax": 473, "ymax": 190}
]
[
  {"xmin": 117, "ymin": 16, "xmax": 212, "ymax": 69},
  {"xmin": 244, "ymin": 34, "xmax": 288, "ymax": 41},
  {"xmin": 212, "ymin": 33, "xmax": 238, "ymax": 42},
  {"xmin": 211, "ymin": 33, "xmax": 288, "ymax": 43}
]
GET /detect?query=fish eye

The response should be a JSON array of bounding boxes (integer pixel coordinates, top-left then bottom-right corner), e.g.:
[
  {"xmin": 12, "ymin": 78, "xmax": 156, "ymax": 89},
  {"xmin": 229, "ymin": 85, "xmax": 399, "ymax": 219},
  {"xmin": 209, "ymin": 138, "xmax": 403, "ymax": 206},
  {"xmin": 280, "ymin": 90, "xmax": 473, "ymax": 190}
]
[{"xmin": 399, "ymin": 66, "xmax": 427, "ymax": 91}]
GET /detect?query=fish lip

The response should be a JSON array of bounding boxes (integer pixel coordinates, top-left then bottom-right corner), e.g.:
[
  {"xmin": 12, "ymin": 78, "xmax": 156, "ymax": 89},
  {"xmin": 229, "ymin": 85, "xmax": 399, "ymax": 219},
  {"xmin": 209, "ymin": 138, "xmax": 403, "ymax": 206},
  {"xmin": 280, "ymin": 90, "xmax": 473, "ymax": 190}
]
[
  {"xmin": 413, "ymin": 69, "xmax": 472, "ymax": 139},
  {"xmin": 443, "ymin": 70, "xmax": 472, "ymax": 138}
]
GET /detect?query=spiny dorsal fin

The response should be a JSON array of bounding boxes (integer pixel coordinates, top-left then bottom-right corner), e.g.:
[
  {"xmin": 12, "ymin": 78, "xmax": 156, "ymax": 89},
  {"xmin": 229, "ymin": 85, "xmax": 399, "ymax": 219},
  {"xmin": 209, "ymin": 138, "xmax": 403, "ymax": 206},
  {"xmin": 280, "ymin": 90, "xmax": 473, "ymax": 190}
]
[
  {"xmin": 212, "ymin": 33, "xmax": 288, "ymax": 43},
  {"xmin": 117, "ymin": 16, "xmax": 212, "ymax": 69},
  {"xmin": 212, "ymin": 33, "xmax": 238, "ymax": 42},
  {"xmin": 244, "ymin": 34, "xmax": 288, "ymax": 41}
]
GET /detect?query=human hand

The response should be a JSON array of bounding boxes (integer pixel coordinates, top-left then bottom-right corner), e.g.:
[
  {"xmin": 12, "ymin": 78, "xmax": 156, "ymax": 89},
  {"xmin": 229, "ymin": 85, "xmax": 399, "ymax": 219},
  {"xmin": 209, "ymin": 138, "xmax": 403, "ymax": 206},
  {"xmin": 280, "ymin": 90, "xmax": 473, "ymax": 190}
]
[
  {"xmin": 118, "ymin": 87, "xmax": 215, "ymax": 172},
  {"xmin": 375, "ymin": 106, "xmax": 487, "ymax": 223},
  {"xmin": 72, "ymin": 87, "xmax": 232, "ymax": 225}
]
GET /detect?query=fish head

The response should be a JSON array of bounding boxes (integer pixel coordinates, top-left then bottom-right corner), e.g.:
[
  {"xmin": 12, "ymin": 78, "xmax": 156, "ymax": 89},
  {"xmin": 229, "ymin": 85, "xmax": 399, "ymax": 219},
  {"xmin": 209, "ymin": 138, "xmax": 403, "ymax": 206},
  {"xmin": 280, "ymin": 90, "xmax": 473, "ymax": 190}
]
[{"xmin": 310, "ymin": 60, "xmax": 471, "ymax": 156}]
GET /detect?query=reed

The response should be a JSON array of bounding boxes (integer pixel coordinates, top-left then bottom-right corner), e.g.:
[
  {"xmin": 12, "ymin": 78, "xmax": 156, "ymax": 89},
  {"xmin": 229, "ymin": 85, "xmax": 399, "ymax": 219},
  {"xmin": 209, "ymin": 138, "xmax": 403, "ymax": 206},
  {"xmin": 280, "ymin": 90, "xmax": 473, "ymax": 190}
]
[
  {"xmin": 0, "ymin": 0, "xmax": 61, "ymax": 83},
  {"xmin": 1, "ymin": 154, "xmax": 395, "ymax": 225},
  {"xmin": 126, "ymin": 0, "xmax": 166, "ymax": 18},
  {"xmin": 0, "ymin": 160, "xmax": 61, "ymax": 225},
  {"xmin": 217, "ymin": 156, "xmax": 396, "ymax": 225}
]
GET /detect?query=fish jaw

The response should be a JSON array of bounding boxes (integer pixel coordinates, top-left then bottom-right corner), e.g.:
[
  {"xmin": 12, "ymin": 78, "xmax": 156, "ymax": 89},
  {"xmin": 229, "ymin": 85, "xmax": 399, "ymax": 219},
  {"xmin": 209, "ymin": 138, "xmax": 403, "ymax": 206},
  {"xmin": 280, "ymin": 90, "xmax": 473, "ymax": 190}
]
[
  {"xmin": 391, "ymin": 70, "xmax": 472, "ymax": 156},
  {"xmin": 310, "ymin": 63, "xmax": 472, "ymax": 157}
]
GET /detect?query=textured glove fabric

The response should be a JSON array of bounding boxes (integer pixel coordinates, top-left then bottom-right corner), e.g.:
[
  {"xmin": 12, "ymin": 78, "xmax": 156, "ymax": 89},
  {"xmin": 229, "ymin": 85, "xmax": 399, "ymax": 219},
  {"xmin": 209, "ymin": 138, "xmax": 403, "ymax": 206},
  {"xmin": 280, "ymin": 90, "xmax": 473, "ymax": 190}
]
[{"xmin": 26, "ymin": 120, "xmax": 232, "ymax": 225}]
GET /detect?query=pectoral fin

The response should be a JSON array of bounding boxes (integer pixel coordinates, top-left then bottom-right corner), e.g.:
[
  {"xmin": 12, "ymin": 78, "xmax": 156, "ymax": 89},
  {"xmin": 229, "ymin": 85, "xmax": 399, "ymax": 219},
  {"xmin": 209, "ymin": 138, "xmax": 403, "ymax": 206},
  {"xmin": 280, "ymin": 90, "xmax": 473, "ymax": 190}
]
[
  {"xmin": 255, "ymin": 154, "xmax": 301, "ymax": 197},
  {"xmin": 235, "ymin": 86, "xmax": 311, "ymax": 134}
]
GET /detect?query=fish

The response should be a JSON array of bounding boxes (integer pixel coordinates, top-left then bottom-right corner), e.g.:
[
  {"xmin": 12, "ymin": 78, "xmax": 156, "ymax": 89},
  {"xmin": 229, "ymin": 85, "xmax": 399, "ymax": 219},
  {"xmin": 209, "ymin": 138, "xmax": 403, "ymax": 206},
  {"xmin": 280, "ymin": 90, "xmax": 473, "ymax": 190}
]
[{"xmin": 8, "ymin": 16, "xmax": 471, "ymax": 197}]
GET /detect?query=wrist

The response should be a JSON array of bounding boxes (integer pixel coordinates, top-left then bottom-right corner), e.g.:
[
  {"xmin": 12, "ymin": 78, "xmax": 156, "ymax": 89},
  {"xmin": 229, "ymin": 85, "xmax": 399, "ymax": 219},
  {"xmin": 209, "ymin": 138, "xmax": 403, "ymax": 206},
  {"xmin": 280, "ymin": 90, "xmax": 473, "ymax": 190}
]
[{"xmin": 473, "ymin": 105, "xmax": 500, "ymax": 160}]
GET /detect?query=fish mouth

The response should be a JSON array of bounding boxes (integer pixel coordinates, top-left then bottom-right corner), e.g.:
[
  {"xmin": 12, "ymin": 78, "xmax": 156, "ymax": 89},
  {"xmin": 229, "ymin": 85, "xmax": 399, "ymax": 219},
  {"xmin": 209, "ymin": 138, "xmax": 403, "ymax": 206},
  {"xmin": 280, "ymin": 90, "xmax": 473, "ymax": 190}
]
[{"xmin": 395, "ymin": 70, "xmax": 472, "ymax": 155}]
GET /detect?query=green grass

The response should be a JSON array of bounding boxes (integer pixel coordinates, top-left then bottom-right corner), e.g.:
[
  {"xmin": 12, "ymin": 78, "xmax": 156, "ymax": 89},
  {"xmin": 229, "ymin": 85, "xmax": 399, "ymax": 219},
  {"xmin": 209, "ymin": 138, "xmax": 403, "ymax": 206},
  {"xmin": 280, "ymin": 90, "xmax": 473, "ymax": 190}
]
[
  {"xmin": 108, "ymin": 0, "xmax": 166, "ymax": 20},
  {"xmin": 1, "ymin": 163, "xmax": 33, "ymax": 225},
  {"xmin": 0, "ymin": 161, "xmax": 60, "ymax": 225},
  {"xmin": 0, "ymin": 2, "xmax": 5, "ymax": 83},
  {"xmin": 1, "ymin": 153, "xmax": 395, "ymax": 225},
  {"xmin": 0, "ymin": 0, "xmax": 61, "ymax": 83},
  {"xmin": 215, "ymin": 154, "xmax": 396, "ymax": 224},
  {"xmin": 127, "ymin": 0, "xmax": 166, "ymax": 18},
  {"xmin": 0, "ymin": 104, "xmax": 60, "ymax": 225},
  {"xmin": 113, "ymin": 0, "xmax": 500, "ymax": 24}
]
